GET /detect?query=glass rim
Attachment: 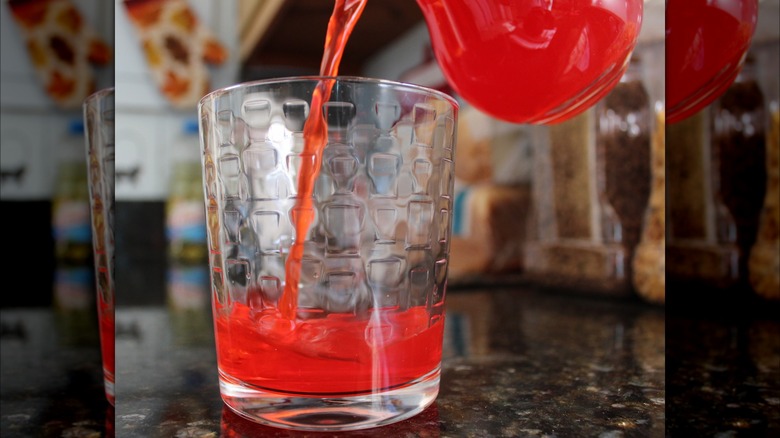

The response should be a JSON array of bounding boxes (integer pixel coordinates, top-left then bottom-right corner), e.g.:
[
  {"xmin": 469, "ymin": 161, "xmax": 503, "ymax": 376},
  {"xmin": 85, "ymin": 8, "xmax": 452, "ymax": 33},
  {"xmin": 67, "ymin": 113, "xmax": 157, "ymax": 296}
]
[
  {"xmin": 83, "ymin": 87, "xmax": 115, "ymax": 107},
  {"xmin": 198, "ymin": 75, "xmax": 460, "ymax": 110}
]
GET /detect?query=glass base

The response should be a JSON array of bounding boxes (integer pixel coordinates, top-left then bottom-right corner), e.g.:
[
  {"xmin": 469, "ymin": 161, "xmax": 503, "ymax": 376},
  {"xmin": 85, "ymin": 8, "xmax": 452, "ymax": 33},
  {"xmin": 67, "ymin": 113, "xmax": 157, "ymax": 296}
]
[
  {"xmin": 104, "ymin": 370, "xmax": 115, "ymax": 406},
  {"xmin": 219, "ymin": 367, "xmax": 440, "ymax": 431}
]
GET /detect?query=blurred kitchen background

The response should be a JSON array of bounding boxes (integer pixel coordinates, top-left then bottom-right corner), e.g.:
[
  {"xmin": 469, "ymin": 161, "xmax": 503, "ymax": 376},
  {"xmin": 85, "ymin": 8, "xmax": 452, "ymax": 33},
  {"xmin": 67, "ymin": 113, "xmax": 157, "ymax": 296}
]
[
  {"xmin": 113, "ymin": 0, "xmax": 239, "ymax": 308},
  {"xmin": 666, "ymin": 0, "xmax": 780, "ymax": 305},
  {"xmin": 1, "ymin": 0, "xmax": 114, "ymax": 309},
  {"xmin": 4, "ymin": 0, "xmax": 777, "ymax": 309},
  {"xmin": 1, "ymin": 2, "xmax": 115, "ymax": 433},
  {"xmin": 110, "ymin": 0, "xmax": 671, "ymax": 308},
  {"xmin": 1, "ymin": 1, "xmax": 777, "ymax": 435}
]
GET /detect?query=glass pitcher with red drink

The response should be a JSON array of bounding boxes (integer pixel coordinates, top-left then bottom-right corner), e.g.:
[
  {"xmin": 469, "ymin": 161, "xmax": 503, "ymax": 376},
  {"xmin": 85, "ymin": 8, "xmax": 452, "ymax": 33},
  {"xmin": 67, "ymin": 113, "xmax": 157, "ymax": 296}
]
[
  {"xmin": 417, "ymin": 0, "xmax": 759, "ymax": 125},
  {"xmin": 415, "ymin": 0, "xmax": 644, "ymax": 124}
]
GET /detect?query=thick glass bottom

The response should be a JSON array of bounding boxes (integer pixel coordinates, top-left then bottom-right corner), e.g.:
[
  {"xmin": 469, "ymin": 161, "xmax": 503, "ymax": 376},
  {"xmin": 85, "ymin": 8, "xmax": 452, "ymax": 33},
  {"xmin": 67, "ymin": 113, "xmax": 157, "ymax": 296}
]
[
  {"xmin": 219, "ymin": 367, "xmax": 440, "ymax": 431},
  {"xmin": 104, "ymin": 370, "xmax": 115, "ymax": 406}
]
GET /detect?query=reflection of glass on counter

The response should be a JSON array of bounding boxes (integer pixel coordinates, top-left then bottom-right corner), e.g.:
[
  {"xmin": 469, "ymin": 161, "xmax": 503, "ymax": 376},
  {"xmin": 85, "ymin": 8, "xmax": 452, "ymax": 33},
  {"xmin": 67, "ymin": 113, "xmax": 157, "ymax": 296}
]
[
  {"xmin": 104, "ymin": 405, "xmax": 114, "ymax": 438},
  {"xmin": 167, "ymin": 264, "xmax": 211, "ymax": 346},
  {"xmin": 442, "ymin": 291, "xmax": 492, "ymax": 359},
  {"xmin": 51, "ymin": 265, "xmax": 98, "ymax": 347},
  {"xmin": 53, "ymin": 266, "xmax": 93, "ymax": 311},
  {"xmin": 631, "ymin": 312, "xmax": 665, "ymax": 374},
  {"xmin": 167, "ymin": 264, "xmax": 209, "ymax": 311}
]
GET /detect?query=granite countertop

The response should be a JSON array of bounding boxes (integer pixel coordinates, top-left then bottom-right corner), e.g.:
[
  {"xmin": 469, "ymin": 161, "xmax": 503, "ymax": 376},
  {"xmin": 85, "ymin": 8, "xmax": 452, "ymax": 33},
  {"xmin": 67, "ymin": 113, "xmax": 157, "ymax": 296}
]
[
  {"xmin": 113, "ymin": 285, "xmax": 668, "ymax": 437},
  {"xmin": 666, "ymin": 288, "xmax": 780, "ymax": 437},
  {"xmin": 1, "ymin": 307, "xmax": 112, "ymax": 437},
  {"xmin": 112, "ymin": 286, "xmax": 667, "ymax": 437},
  {"xmin": 5, "ymin": 283, "xmax": 664, "ymax": 437},
  {"xmin": 3, "ymin": 281, "xmax": 779, "ymax": 437}
]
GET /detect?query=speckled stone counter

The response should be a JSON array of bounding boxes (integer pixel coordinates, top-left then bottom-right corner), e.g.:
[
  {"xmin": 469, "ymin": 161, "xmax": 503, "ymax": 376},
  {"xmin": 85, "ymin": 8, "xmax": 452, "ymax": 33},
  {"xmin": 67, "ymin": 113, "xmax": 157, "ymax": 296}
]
[
  {"xmin": 666, "ymin": 288, "xmax": 780, "ymax": 437},
  {"xmin": 110, "ymin": 287, "xmax": 666, "ymax": 437},
  {"xmin": 1, "ymin": 308, "xmax": 112, "ymax": 437},
  {"xmin": 6, "ymin": 281, "xmax": 780, "ymax": 437}
]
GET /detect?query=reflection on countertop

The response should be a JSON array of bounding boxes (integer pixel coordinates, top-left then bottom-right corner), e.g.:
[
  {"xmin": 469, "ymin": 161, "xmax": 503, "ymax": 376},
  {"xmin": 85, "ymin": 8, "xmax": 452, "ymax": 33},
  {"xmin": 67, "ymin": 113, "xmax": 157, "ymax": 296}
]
[
  {"xmin": 4, "ymin": 277, "xmax": 779, "ymax": 436},
  {"xmin": 440, "ymin": 290, "xmax": 665, "ymax": 437},
  {"xmin": 113, "ymin": 285, "xmax": 667, "ymax": 437},
  {"xmin": 666, "ymin": 290, "xmax": 780, "ymax": 437},
  {"xmin": 0, "ymin": 308, "xmax": 111, "ymax": 437}
]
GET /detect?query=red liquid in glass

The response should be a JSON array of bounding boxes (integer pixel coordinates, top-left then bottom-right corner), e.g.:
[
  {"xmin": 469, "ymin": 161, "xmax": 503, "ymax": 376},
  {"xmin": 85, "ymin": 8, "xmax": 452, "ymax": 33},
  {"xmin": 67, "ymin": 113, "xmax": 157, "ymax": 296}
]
[
  {"xmin": 666, "ymin": 0, "xmax": 758, "ymax": 124},
  {"xmin": 416, "ymin": 0, "xmax": 643, "ymax": 124},
  {"xmin": 97, "ymin": 277, "xmax": 115, "ymax": 406},
  {"xmin": 216, "ymin": 302, "xmax": 444, "ymax": 394},
  {"xmin": 215, "ymin": 0, "xmax": 443, "ymax": 395}
]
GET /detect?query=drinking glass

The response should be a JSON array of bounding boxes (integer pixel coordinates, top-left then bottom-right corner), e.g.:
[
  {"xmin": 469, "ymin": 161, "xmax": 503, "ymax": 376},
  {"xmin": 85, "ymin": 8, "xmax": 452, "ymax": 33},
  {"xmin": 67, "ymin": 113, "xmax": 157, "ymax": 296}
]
[
  {"xmin": 83, "ymin": 88, "xmax": 115, "ymax": 406},
  {"xmin": 199, "ymin": 76, "xmax": 458, "ymax": 431}
]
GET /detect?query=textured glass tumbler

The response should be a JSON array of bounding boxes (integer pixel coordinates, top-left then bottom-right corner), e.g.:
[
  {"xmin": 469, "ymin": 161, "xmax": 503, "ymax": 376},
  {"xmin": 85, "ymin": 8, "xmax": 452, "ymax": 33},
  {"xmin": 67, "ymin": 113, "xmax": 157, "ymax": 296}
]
[
  {"xmin": 199, "ymin": 77, "xmax": 458, "ymax": 431},
  {"xmin": 83, "ymin": 88, "xmax": 115, "ymax": 406}
]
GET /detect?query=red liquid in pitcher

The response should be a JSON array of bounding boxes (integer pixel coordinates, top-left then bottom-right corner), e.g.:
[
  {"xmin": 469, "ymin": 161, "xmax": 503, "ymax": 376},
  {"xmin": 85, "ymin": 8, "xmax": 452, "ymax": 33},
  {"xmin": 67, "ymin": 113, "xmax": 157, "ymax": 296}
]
[
  {"xmin": 216, "ymin": 302, "xmax": 444, "ymax": 394},
  {"xmin": 417, "ymin": 0, "xmax": 642, "ymax": 124},
  {"xmin": 666, "ymin": 0, "xmax": 758, "ymax": 123}
]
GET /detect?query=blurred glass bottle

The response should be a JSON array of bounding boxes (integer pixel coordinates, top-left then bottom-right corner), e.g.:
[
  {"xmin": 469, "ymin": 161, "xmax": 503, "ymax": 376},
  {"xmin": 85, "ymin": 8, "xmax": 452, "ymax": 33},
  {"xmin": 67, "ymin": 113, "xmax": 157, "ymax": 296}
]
[
  {"xmin": 51, "ymin": 119, "xmax": 95, "ymax": 332},
  {"xmin": 166, "ymin": 118, "xmax": 207, "ymax": 264},
  {"xmin": 52, "ymin": 119, "xmax": 93, "ymax": 265},
  {"xmin": 710, "ymin": 55, "xmax": 766, "ymax": 287},
  {"xmin": 594, "ymin": 56, "xmax": 652, "ymax": 255},
  {"xmin": 748, "ymin": 34, "xmax": 780, "ymax": 301},
  {"xmin": 52, "ymin": 265, "xmax": 98, "ymax": 344},
  {"xmin": 667, "ymin": 54, "xmax": 767, "ymax": 291},
  {"xmin": 166, "ymin": 119, "xmax": 210, "ymax": 344},
  {"xmin": 524, "ymin": 56, "xmax": 651, "ymax": 297}
]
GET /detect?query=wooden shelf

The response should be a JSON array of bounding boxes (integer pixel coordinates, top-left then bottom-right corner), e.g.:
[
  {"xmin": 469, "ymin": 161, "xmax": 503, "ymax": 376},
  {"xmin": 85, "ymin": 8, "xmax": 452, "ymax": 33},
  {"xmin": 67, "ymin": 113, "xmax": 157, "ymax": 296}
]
[{"xmin": 239, "ymin": 0, "xmax": 424, "ymax": 77}]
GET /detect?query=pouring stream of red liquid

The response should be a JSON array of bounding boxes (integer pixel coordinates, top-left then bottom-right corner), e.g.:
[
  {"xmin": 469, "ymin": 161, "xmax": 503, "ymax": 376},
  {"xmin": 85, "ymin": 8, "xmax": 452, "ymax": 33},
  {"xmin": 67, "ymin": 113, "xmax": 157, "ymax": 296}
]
[{"xmin": 279, "ymin": 0, "xmax": 368, "ymax": 320}]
